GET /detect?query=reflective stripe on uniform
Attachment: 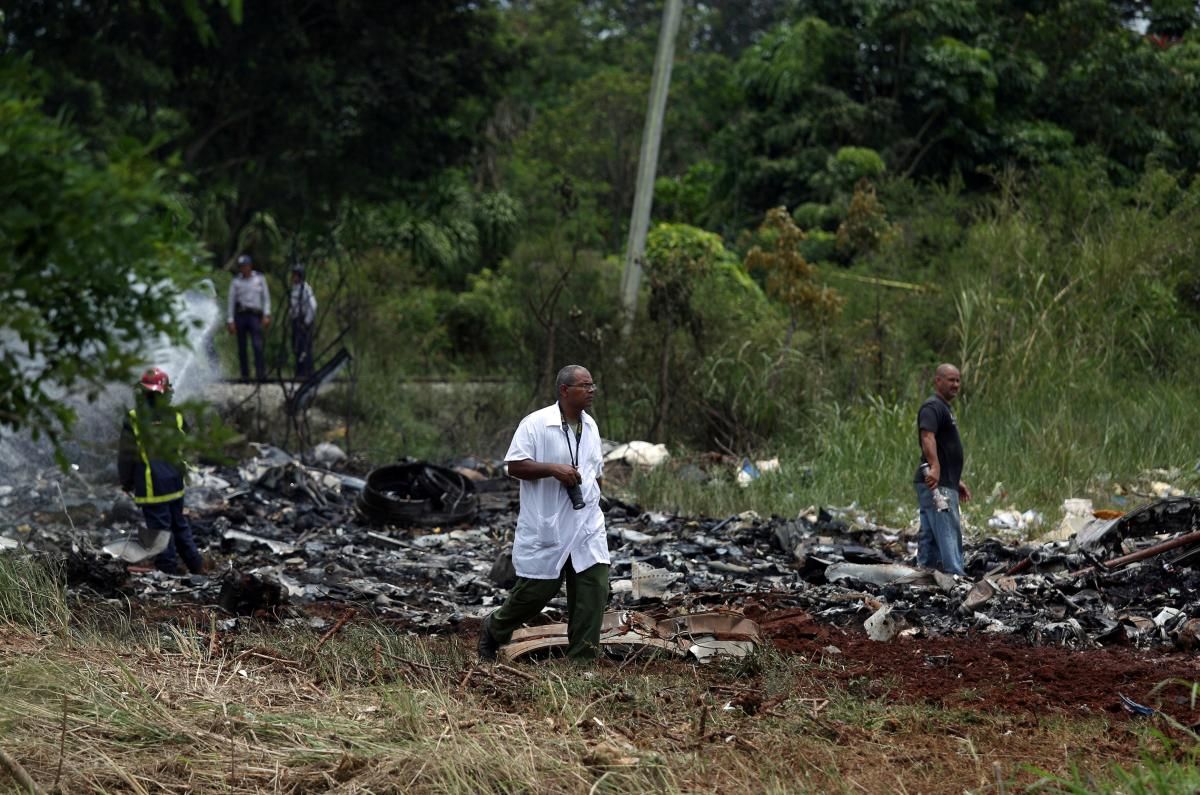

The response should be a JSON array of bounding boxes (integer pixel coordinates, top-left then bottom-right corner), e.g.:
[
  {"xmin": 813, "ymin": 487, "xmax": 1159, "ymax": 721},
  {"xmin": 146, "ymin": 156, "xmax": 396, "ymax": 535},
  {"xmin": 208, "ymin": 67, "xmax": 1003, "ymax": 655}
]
[{"xmin": 128, "ymin": 409, "xmax": 185, "ymax": 504}]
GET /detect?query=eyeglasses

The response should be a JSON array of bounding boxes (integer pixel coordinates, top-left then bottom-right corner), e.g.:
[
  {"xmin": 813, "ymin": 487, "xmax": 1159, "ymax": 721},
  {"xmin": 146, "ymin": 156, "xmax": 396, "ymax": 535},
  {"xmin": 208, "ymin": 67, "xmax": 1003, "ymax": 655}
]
[{"xmin": 568, "ymin": 382, "xmax": 598, "ymax": 392}]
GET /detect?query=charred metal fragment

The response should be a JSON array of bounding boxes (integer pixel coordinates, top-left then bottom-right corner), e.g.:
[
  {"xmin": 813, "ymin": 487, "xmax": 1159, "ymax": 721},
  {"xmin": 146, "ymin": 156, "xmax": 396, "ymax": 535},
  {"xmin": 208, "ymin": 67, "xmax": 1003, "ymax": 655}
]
[
  {"xmin": 218, "ymin": 570, "xmax": 284, "ymax": 615},
  {"xmin": 355, "ymin": 462, "xmax": 479, "ymax": 527},
  {"xmin": 498, "ymin": 609, "xmax": 762, "ymax": 663}
]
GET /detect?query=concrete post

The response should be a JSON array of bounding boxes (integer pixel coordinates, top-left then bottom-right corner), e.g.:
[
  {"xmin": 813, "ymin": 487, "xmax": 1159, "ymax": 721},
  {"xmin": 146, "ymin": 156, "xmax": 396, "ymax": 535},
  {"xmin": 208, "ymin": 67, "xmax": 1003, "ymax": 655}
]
[{"xmin": 619, "ymin": 0, "xmax": 682, "ymax": 337}]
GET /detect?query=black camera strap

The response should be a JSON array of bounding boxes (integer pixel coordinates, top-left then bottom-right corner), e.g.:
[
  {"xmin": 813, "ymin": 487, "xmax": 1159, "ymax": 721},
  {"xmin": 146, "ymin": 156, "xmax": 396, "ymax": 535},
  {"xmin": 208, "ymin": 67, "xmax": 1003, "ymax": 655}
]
[{"xmin": 560, "ymin": 412, "xmax": 582, "ymax": 469}]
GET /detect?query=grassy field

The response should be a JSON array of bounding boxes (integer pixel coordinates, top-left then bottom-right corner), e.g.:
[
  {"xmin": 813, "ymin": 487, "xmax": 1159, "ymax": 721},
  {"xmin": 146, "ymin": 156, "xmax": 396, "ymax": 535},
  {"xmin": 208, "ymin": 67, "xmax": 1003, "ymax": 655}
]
[
  {"xmin": 0, "ymin": 591, "xmax": 1196, "ymax": 794},
  {"xmin": 0, "ymin": 622, "xmax": 1180, "ymax": 794},
  {"xmin": 616, "ymin": 382, "xmax": 1200, "ymax": 532}
]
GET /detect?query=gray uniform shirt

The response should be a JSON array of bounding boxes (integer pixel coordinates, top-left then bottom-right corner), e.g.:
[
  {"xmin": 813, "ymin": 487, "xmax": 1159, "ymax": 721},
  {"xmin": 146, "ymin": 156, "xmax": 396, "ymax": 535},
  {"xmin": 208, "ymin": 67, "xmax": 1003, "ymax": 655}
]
[{"xmin": 227, "ymin": 271, "xmax": 271, "ymax": 323}]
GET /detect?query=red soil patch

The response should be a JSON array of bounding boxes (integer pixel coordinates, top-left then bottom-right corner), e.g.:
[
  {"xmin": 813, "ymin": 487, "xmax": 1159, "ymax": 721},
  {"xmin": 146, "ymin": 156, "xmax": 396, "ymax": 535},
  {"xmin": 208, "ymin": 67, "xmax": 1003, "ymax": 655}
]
[{"xmin": 757, "ymin": 607, "xmax": 1200, "ymax": 724}]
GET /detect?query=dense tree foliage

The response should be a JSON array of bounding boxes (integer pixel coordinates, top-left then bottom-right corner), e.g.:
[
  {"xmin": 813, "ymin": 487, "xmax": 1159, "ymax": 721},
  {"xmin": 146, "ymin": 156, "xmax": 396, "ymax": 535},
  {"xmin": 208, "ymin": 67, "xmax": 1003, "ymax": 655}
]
[
  {"xmin": 0, "ymin": 61, "xmax": 200, "ymax": 446},
  {"xmin": 6, "ymin": 0, "xmax": 1200, "ymax": 454},
  {"xmin": 3, "ymin": 0, "xmax": 515, "ymax": 258},
  {"xmin": 712, "ymin": 0, "xmax": 1200, "ymax": 226}
]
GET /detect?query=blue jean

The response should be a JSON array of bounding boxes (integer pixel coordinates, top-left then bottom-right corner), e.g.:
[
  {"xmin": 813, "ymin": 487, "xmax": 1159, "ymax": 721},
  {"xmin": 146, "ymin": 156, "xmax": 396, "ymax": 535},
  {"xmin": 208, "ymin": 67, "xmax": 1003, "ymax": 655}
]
[
  {"xmin": 143, "ymin": 499, "xmax": 204, "ymax": 575},
  {"xmin": 914, "ymin": 482, "xmax": 965, "ymax": 575}
]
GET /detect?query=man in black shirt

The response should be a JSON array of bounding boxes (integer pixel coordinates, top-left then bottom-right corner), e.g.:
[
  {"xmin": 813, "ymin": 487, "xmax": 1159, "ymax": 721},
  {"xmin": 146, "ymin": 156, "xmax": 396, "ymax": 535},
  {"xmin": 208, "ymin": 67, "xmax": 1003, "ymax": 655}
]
[{"xmin": 913, "ymin": 363, "xmax": 972, "ymax": 575}]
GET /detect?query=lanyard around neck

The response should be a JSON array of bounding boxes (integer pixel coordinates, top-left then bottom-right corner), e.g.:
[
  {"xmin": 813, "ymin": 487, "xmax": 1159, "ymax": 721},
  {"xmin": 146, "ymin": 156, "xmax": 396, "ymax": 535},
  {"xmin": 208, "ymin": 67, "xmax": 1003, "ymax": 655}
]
[{"xmin": 560, "ymin": 411, "xmax": 582, "ymax": 468}]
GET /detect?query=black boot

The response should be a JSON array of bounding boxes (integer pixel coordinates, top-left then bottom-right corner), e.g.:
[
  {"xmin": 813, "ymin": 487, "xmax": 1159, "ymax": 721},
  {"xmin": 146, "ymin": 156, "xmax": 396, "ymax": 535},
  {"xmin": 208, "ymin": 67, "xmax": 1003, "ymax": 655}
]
[{"xmin": 477, "ymin": 613, "xmax": 500, "ymax": 661}]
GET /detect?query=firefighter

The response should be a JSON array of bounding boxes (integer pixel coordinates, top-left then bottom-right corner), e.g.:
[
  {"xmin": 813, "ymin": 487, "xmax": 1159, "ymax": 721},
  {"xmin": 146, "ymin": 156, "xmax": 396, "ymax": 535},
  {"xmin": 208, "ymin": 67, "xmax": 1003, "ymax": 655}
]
[{"xmin": 117, "ymin": 368, "xmax": 206, "ymax": 575}]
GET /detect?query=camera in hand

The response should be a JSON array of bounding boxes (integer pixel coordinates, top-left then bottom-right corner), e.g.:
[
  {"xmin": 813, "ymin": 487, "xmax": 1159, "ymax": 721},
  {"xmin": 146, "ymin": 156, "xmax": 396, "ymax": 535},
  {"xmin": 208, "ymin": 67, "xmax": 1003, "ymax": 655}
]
[
  {"xmin": 564, "ymin": 481, "xmax": 585, "ymax": 510},
  {"xmin": 559, "ymin": 418, "xmax": 585, "ymax": 510}
]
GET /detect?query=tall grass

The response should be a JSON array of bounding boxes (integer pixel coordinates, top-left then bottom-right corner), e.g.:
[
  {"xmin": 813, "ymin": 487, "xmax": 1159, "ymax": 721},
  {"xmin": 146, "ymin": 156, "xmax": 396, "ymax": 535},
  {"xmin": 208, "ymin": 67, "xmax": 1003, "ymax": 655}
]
[
  {"xmin": 622, "ymin": 377, "xmax": 1200, "ymax": 528},
  {"xmin": 595, "ymin": 170, "xmax": 1200, "ymax": 523},
  {"xmin": 0, "ymin": 554, "xmax": 69, "ymax": 635}
]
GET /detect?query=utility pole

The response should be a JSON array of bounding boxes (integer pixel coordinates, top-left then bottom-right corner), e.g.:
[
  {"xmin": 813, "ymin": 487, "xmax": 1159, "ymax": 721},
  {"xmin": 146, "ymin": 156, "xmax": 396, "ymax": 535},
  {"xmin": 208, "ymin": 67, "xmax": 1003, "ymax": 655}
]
[{"xmin": 619, "ymin": 0, "xmax": 682, "ymax": 337}]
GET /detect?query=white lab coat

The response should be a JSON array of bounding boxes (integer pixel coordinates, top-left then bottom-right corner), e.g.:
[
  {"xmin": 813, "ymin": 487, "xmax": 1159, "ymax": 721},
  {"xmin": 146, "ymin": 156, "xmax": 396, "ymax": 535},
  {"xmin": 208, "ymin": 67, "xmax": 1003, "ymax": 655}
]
[{"xmin": 505, "ymin": 402, "xmax": 608, "ymax": 579}]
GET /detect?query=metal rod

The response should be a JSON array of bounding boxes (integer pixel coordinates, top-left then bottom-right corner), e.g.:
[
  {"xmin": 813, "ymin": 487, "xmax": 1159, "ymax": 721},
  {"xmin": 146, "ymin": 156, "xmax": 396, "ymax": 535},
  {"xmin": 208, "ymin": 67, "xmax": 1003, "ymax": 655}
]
[
  {"xmin": 1070, "ymin": 529, "xmax": 1200, "ymax": 577},
  {"xmin": 1004, "ymin": 556, "xmax": 1032, "ymax": 576},
  {"xmin": 1101, "ymin": 529, "xmax": 1200, "ymax": 570}
]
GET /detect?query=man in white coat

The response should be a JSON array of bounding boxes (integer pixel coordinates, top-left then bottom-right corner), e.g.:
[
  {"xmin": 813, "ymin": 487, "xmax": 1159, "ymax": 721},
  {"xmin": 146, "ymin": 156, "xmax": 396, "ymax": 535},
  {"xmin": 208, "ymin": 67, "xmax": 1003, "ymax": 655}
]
[{"xmin": 478, "ymin": 364, "xmax": 609, "ymax": 661}]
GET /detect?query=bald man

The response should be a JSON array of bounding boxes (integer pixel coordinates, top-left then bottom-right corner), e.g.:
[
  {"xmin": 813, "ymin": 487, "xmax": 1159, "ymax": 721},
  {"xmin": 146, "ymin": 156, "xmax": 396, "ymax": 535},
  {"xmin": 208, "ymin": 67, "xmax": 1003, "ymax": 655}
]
[
  {"xmin": 478, "ymin": 364, "xmax": 610, "ymax": 662},
  {"xmin": 913, "ymin": 363, "xmax": 972, "ymax": 575}
]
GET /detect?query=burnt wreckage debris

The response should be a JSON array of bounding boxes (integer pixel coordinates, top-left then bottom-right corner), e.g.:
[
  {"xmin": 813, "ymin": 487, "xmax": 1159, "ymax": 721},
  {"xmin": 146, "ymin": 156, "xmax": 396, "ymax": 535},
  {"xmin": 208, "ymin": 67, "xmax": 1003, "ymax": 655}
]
[
  {"xmin": 355, "ymin": 462, "xmax": 479, "ymax": 527},
  {"xmin": 218, "ymin": 569, "xmax": 285, "ymax": 616},
  {"xmin": 3, "ymin": 449, "xmax": 1200, "ymax": 650}
]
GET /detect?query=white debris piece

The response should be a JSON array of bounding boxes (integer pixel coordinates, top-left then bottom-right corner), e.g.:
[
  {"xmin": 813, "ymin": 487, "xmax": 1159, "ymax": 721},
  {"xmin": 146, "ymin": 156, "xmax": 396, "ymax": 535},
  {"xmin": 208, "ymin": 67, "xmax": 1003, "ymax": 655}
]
[
  {"xmin": 620, "ymin": 528, "xmax": 655, "ymax": 544},
  {"xmin": 1039, "ymin": 498, "xmax": 1094, "ymax": 542},
  {"xmin": 311, "ymin": 442, "xmax": 348, "ymax": 468},
  {"xmin": 1155, "ymin": 607, "xmax": 1184, "ymax": 627},
  {"xmin": 826, "ymin": 562, "xmax": 926, "ymax": 586},
  {"xmin": 736, "ymin": 457, "xmax": 780, "ymax": 487},
  {"xmin": 603, "ymin": 441, "xmax": 670, "ymax": 468},
  {"xmin": 1151, "ymin": 481, "xmax": 1184, "ymax": 498},
  {"xmin": 864, "ymin": 604, "xmax": 898, "ymax": 642},
  {"xmin": 187, "ymin": 469, "xmax": 231, "ymax": 490},
  {"xmin": 986, "ymin": 508, "xmax": 1044, "ymax": 532},
  {"xmin": 689, "ymin": 639, "xmax": 758, "ymax": 661},
  {"xmin": 103, "ymin": 529, "xmax": 172, "ymax": 562},
  {"xmin": 631, "ymin": 561, "xmax": 681, "ymax": 599}
]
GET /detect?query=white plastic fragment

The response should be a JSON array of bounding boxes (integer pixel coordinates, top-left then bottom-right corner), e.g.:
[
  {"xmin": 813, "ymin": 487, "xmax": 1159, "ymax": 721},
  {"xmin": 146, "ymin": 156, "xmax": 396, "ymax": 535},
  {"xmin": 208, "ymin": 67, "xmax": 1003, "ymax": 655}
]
[
  {"xmin": 603, "ymin": 441, "xmax": 670, "ymax": 468},
  {"xmin": 689, "ymin": 639, "xmax": 758, "ymax": 661},
  {"xmin": 1038, "ymin": 498, "xmax": 1095, "ymax": 542},
  {"xmin": 1155, "ymin": 607, "xmax": 1183, "ymax": 627},
  {"xmin": 986, "ymin": 509, "xmax": 1044, "ymax": 532},
  {"xmin": 864, "ymin": 604, "xmax": 898, "ymax": 642},
  {"xmin": 1151, "ymin": 481, "xmax": 1183, "ymax": 498},
  {"xmin": 311, "ymin": 442, "xmax": 348, "ymax": 468},
  {"xmin": 103, "ymin": 529, "xmax": 171, "ymax": 562},
  {"xmin": 736, "ymin": 458, "xmax": 780, "ymax": 487},
  {"xmin": 187, "ymin": 469, "xmax": 231, "ymax": 490},
  {"xmin": 1062, "ymin": 498, "xmax": 1094, "ymax": 517}
]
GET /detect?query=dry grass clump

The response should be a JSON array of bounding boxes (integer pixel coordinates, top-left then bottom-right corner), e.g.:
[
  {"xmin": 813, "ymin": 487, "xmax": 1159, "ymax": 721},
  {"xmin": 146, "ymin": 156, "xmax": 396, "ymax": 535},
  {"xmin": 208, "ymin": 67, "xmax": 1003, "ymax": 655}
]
[
  {"xmin": 0, "ymin": 618, "xmax": 683, "ymax": 794},
  {"xmin": 0, "ymin": 611, "xmax": 1171, "ymax": 795},
  {"xmin": 0, "ymin": 554, "xmax": 69, "ymax": 636}
]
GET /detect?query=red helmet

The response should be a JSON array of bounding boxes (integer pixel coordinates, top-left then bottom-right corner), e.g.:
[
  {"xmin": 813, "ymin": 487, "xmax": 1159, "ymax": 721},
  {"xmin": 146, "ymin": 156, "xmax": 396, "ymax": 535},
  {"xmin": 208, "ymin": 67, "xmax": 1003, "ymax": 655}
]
[{"xmin": 138, "ymin": 367, "xmax": 172, "ymax": 394}]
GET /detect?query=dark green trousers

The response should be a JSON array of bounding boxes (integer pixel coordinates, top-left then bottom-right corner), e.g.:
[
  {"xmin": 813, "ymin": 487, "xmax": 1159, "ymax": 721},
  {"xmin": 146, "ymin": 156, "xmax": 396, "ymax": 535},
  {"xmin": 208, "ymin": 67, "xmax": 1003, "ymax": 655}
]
[{"xmin": 488, "ymin": 558, "xmax": 610, "ymax": 660}]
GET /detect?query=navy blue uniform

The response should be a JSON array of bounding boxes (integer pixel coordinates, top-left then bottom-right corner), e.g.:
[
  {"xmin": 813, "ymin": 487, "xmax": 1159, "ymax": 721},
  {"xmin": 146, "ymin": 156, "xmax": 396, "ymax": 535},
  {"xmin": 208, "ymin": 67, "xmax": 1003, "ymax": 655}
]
[{"xmin": 118, "ymin": 408, "xmax": 203, "ymax": 574}]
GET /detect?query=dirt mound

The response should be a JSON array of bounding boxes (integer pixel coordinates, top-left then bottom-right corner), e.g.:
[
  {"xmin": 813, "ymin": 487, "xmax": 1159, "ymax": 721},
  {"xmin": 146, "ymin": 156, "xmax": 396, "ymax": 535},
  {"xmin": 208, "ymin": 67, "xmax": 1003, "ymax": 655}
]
[{"xmin": 760, "ymin": 608, "xmax": 1200, "ymax": 722}]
